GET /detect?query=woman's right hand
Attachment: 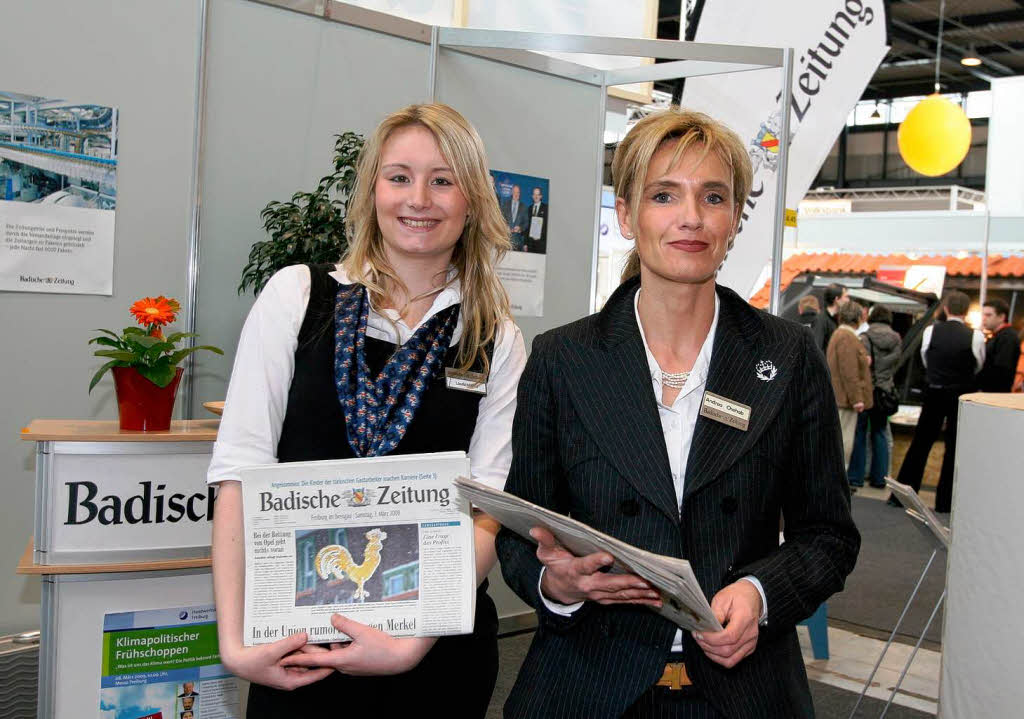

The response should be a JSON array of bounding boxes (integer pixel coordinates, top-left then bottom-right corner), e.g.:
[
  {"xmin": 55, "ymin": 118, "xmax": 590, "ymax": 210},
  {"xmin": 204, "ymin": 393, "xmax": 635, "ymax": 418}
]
[
  {"xmin": 221, "ymin": 631, "xmax": 333, "ymax": 691},
  {"xmin": 531, "ymin": 527, "xmax": 661, "ymax": 607}
]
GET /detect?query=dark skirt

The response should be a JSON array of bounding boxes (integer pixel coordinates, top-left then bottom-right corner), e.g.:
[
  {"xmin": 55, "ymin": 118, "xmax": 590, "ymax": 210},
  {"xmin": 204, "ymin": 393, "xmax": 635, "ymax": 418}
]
[{"xmin": 246, "ymin": 585, "xmax": 499, "ymax": 718}]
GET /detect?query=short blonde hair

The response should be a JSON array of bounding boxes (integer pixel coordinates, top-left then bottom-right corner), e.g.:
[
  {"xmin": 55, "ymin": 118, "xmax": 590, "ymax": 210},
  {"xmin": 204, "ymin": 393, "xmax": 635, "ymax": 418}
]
[
  {"xmin": 343, "ymin": 103, "xmax": 511, "ymax": 374},
  {"xmin": 798, "ymin": 295, "xmax": 821, "ymax": 314},
  {"xmin": 613, "ymin": 107, "xmax": 752, "ymax": 283}
]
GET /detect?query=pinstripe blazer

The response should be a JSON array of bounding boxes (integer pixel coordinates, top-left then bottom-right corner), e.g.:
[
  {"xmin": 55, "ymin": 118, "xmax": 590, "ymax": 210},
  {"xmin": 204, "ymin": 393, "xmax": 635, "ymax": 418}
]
[{"xmin": 496, "ymin": 277, "xmax": 860, "ymax": 718}]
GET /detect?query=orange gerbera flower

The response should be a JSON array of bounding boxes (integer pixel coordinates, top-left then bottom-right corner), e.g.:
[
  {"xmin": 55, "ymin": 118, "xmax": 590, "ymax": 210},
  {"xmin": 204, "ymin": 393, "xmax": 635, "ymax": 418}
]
[{"xmin": 129, "ymin": 296, "xmax": 181, "ymax": 327}]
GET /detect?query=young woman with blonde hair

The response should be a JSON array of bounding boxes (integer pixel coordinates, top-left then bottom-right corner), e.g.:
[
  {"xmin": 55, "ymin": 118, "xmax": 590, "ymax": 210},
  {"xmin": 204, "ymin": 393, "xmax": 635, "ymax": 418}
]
[{"xmin": 208, "ymin": 103, "xmax": 525, "ymax": 716}]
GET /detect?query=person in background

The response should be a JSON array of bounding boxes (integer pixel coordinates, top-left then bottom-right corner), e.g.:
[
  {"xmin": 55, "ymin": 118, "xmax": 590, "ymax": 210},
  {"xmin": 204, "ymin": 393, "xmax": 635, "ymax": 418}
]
[
  {"xmin": 501, "ymin": 184, "xmax": 529, "ymax": 251},
  {"xmin": 977, "ymin": 298, "xmax": 1020, "ymax": 392},
  {"xmin": 797, "ymin": 294, "xmax": 820, "ymax": 333},
  {"xmin": 496, "ymin": 107, "xmax": 859, "ymax": 718},
  {"xmin": 1014, "ymin": 328, "xmax": 1024, "ymax": 392},
  {"xmin": 855, "ymin": 303, "xmax": 869, "ymax": 336},
  {"xmin": 524, "ymin": 185, "xmax": 548, "ymax": 254},
  {"xmin": 814, "ymin": 283, "xmax": 848, "ymax": 353},
  {"xmin": 893, "ymin": 290, "xmax": 984, "ymax": 513},
  {"xmin": 208, "ymin": 103, "xmax": 526, "ymax": 716},
  {"xmin": 848, "ymin": 305, "xmax": 901, "ymax": 488},
  {"xmin": 827, "ymin": 300, "xmax": 873, "ymax": 471}
]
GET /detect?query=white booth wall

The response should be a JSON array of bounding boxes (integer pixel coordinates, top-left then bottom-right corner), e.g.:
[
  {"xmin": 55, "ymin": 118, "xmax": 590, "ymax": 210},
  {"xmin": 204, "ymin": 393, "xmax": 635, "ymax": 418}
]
[{"xmin": 0, "ymin": 0, "xmax": 204, "ymax": 636}]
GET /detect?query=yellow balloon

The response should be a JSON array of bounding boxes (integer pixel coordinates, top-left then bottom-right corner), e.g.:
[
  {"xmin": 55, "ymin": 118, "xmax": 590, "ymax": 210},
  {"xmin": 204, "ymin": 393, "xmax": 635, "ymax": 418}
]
[{"xmin": 897, "ymin": 94, "xmax": 972, "ymax": 176}]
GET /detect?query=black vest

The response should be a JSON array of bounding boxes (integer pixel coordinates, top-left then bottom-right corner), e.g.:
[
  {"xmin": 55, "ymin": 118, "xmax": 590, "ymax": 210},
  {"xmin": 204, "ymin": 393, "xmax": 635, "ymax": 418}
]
[
  {"xmin": 925, "ymin": 320, "xmax": 976, "ymax": 388},
  {"xmin": 276, "ymin": 264, "xmax": 486, "ymax": 463}
]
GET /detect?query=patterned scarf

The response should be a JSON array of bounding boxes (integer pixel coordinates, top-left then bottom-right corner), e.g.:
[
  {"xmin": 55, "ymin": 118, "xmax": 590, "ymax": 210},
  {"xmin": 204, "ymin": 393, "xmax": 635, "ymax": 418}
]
[{"xmin": 334, "ymin": 283, "xmax": 459, "ymax": 457}]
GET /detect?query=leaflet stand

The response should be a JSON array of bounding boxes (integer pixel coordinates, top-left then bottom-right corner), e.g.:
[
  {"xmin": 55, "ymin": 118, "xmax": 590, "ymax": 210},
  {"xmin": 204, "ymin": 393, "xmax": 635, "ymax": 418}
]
[{"xmin": 848, "ymin": 481, "xmax": 950, "ymax": 719}]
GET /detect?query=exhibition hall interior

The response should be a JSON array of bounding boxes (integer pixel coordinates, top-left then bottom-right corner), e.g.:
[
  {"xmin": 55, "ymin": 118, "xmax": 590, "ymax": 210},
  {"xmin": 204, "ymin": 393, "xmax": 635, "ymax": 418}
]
[{"xmin": 2, "ymin": 1, "xmax": 1023, "ymax": 717}]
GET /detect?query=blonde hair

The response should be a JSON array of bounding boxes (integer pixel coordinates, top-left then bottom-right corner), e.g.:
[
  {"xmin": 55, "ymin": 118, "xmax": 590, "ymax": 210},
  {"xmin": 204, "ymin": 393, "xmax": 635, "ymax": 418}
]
[
  {"xmin": 613, "ymin": 107, "xmax": 752, "ymax": 283},
  {"xmin": 343, "ymin": 103, "xmax": 512, "ymax": 374}
]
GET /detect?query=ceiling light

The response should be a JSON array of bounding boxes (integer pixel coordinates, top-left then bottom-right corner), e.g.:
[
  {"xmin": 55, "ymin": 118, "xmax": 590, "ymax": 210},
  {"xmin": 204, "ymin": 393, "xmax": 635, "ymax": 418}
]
[
  {"xmin": 961, "ymin": 45, "xmax": 982, "ymax": 67},
  {"xmin": 870, "ymin": 103, "xmax": 881, "ymax": 119}
]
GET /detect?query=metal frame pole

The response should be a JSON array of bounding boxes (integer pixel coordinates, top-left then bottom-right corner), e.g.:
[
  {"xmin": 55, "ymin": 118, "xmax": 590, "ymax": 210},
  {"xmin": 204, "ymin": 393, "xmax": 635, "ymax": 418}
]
[
  {"xmin": 880, "ymin": 589, "xmax": 947, "ymax": 718},
  {"xmin": 428, "ymin": 25, "xmax": 439, "ymax": 101},
  {"xmin": 182, "ymin": 0, "xmax": 210, "ymax": 419},
  {"xmin": 590, "ymin": 83, "xmax": 608, "ymax": 313},
  {"xmin": 980, "ymin": 209, "xmax": 991, "ymax": 305},
  {"xmin": 848, "ymin": 548, "xmax": 939, "ymax": 719},
  {"xmin": 769, "ymin": 48, "xmax": 794, "ymax": 316}
]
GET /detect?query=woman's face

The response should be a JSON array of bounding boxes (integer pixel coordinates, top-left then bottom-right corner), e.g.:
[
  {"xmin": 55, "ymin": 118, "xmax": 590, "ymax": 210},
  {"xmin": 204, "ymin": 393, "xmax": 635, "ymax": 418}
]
[
  {"xmin": 374, "ymin": 124, "xmax": 469, "ymax": 265},
  {"xmin": 617, "ymin": 140, "xmax": 740, "ymax": 287}
]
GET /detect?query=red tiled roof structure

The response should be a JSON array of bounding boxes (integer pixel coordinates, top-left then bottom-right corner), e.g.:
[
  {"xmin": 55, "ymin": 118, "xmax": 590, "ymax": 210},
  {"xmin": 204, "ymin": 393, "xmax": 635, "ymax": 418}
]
[{"xmin": 749, "ymin": 253, "xmax": 1024, "ymax": 308}]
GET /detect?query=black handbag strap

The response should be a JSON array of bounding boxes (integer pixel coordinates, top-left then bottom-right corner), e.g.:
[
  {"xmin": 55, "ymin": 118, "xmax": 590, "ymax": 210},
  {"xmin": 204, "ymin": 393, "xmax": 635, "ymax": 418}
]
[{"xmin": 865, "ymin": 332, "xmax": 878, "ymax": 382}]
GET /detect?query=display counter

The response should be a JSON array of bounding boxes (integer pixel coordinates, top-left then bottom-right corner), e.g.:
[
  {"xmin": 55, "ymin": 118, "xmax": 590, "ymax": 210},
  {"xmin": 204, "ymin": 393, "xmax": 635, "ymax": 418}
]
[{"xmin": 18, "ymin": 419, "xmax": 237, "ymax": 718}]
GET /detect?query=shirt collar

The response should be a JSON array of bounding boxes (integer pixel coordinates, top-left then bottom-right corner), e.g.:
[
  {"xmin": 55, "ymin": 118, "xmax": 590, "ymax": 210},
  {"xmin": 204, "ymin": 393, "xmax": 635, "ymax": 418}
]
[
  {"xmin": 633, "ymin": 288, "xmax": 719, "ymax": 390},
  {"xmin": 329, "ymin": 264, "xmax": 462, "ymax": 338}
]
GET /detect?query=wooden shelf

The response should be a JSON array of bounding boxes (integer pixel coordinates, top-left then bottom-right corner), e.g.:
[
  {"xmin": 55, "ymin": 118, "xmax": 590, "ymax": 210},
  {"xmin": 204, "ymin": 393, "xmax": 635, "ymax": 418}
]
[
  {"xmin": 20, "ymin": 418, "xmax": 220, "ymax": 442},
  {"xmin": 16, "ymin": 539, "xmax": 211, "ymax": 575}
]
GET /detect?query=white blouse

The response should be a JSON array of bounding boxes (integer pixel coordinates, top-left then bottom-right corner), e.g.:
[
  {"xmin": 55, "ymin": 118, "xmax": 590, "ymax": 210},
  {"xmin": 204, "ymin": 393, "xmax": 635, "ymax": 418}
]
[{"xmin": 207, "ymin": 264, "xmax": 526, "ymax": 490}]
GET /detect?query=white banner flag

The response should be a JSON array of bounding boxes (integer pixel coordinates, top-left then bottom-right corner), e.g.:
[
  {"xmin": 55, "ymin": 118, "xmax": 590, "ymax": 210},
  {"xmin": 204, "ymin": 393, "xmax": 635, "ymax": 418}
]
[{"xmin": 682, "ymin": 0, "xmax": 888, "ymax": 299}]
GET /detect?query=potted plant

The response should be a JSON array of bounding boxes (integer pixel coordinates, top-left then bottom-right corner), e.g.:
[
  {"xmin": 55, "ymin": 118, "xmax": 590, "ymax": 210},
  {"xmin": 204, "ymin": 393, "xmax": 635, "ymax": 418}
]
[
  {"xmin": 89, "ymin": 296, "xmax": 223, "ymax": 431},
  {"xmin": 239, "ymin": 131, "xmax": 364, "ymax": 295}
]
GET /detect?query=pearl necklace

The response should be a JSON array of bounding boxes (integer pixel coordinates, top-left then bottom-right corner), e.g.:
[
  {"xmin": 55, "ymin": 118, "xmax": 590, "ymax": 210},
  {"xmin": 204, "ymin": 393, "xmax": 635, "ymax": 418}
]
[{"xmin": 661, "ymin": 370, "xmax": 691, "ymax": 389}]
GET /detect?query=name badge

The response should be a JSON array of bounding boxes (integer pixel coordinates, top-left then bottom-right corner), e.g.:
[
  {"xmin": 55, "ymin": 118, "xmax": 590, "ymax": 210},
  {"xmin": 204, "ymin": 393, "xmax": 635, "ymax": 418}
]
[
  {"xmin": 700, "ymin": 391, "xmax": 751, "ymax": 431},
  {"xmin": 445, "ymin": 368, "xmax": 487, "ymax": 395}
]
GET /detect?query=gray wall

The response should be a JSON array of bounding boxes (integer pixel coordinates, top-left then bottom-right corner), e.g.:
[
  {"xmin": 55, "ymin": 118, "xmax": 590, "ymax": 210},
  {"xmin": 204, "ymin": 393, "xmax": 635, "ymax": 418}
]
[
  {"xmin": 0, "ymin": 0, "xmax": 602, "ymax": 632},
  {"xmin": 0, "ymin": 0, "xmax": 203, "ymax": 635}
]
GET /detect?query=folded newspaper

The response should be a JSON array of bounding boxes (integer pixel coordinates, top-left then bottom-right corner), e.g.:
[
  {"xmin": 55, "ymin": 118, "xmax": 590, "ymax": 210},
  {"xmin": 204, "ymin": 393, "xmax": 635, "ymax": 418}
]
[
  {"xmin": 884, "ymin": 478, "xmax": 951, "ymax": 549},
  {"xmin": 240, "ymin": 452, "xmax": 476, "ymax": 646},
  {"xmin": 455, "ymin": 476, "xmax": 723, "ymax": 633}
]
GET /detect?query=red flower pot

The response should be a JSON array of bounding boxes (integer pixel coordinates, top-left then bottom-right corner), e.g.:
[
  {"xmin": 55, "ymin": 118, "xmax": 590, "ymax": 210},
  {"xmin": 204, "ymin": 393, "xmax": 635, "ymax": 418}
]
[{"xmin": 111, "ymin": 366, "xmax": 183, "ymax": 431}]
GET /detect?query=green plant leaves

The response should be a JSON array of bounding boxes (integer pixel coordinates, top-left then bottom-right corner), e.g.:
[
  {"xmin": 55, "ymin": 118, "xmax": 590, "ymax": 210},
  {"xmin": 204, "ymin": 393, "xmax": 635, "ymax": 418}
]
[
  {"xmin": 94, "ymin": 349, "xmax": 140, "ymax": 362},
  {"xmin": 136, "ymin": 359, "xmax": 177, "ymax": 388},
  {"xmin": 88, "ymin": 360, "xmax": 122, "ymax": 393},
  {"xmin": 239, "ymin": 130, "xmax": 364, "ymax": 296},
  {"xmin": 168, "ymin": 345, "xmax": 224, "ymax": 366}
]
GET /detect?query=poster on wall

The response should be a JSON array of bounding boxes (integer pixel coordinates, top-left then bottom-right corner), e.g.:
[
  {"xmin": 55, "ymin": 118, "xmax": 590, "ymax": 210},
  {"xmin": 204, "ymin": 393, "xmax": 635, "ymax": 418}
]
[
  {"xmin": 99, "ymin": 604, "xmax": 239, "ymax": 719},
  {"xmin": 491, "ymin": 169, "xmax": 549, "ymax": 317},
  {"xmin": 0, "ymin": 89, "xmax": 117, "ymax": 295}
]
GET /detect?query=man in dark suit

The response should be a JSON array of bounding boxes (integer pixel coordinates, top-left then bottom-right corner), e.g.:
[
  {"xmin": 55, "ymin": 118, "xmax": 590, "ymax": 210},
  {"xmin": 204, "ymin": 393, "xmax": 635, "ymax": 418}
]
[
  {"xmin": 813, "ymin": 283, "xmax": 847, "ymax": 353},
  {"xmin": 524, "ymin": 186, "xmax": 549, "ymax": 254},
  {"xmin": 977, "ymin": 297, "xmax": 1020, "ymax": 392},
  {"xmin": 496, "ymin": 108, "xmax": 859, "ymax": 718},
  {"xmin": 500, "ymin": 184, "xmax": 529, "ymax": 251},
  {"xmin": 894, "ymin": 290, "xmax": 984, "ymax": 513}
]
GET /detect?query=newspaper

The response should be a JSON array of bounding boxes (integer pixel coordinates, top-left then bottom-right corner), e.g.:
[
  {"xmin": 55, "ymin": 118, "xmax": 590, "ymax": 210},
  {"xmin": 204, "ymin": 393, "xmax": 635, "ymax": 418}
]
[
  {"xmin": 455, "ymin": 477, "xmax": 723, "ymax": 633},
  {"xmin": 885, "ymin": 478, "xmax": 951, "ymax": 549},
  {"xmin": 240, "ymin": 452, "xmax": 476, "ymax": 646}
]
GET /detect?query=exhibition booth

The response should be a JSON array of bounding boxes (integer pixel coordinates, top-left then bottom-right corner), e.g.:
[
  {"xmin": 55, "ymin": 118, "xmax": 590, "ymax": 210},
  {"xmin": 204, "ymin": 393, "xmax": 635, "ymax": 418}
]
[{"xmin": 3, "ymin": 1, "xmax": 1024, "ymax": 718}]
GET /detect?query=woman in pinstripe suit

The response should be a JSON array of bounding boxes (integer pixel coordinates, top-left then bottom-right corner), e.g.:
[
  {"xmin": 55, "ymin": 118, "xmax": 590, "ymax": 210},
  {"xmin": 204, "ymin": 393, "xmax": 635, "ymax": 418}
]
[{"xmin": 496, "ymin": 108, "xmax": 859, "ymax": 718}]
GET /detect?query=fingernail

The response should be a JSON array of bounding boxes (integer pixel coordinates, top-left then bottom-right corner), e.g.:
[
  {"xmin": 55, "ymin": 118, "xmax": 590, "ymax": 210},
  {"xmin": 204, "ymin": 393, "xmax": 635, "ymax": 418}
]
[{"xmin": 694, "ymin": 632, "xmax": 703, "ymax": 640}]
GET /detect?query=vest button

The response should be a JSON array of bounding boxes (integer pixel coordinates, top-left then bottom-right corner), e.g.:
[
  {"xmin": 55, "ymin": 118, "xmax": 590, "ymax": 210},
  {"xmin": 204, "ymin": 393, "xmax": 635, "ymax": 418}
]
[
  {"xmin": 620, "ymin": 499, "xmax": 640, "ymax": 516},
  {"xmin": 721, "ymin": 496, "xmax": 738, "ymax": 514}
]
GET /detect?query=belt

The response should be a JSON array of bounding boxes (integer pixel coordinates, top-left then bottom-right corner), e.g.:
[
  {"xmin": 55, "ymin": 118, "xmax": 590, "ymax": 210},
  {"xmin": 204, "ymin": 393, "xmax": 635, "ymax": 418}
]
[{"xmin": 655, "ymin": 662, "xmax": 693, "ymax": 690}]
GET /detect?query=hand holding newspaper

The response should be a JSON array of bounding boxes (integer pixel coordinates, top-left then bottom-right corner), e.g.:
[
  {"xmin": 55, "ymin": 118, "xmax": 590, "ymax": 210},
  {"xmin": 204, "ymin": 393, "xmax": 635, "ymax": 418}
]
[
  {"xmin": 240, "ymin": 452, "xmax": 477, "ymax": 646},
  {"xmin": 454, "ymin": 476, "xmax": 722, "ymax": 633}
]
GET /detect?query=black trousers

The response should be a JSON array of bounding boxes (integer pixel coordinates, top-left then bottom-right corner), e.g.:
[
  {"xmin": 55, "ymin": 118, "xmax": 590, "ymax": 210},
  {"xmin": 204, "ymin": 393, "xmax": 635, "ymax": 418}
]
[
  {"xmin": 622, "ymin": 686, "xmax": 723, "ymax": 719},
  {"xmin": 246, "ymin": 586, "xmax": 498, "ymax": 718},
  {"xmin": 896, "ymin": 385, "xmax": 970, "ymax": 512}
]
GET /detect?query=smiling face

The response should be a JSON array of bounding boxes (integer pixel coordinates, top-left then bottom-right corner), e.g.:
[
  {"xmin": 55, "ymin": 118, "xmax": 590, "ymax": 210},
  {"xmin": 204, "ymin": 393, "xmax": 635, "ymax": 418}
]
[
  {"xmin": 374, "ymin": 123, "xmax": 469, "ymax": 265},
  {"xmin": 616, "ymin": 140, "xmax": 740, "ymax": 288},
  {"xmin": 532, "ymin": 188, "xmax": 542, "ymax": 203}
]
